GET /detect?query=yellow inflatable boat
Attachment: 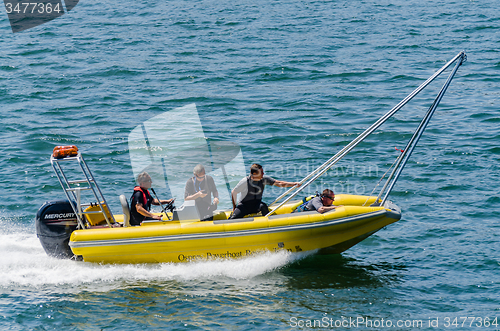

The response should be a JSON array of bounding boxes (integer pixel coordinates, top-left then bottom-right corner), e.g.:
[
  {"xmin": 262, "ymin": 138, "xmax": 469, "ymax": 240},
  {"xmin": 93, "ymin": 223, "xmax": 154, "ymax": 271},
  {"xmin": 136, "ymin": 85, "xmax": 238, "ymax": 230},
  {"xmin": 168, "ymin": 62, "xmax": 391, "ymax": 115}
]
[
  {"xmin": 35, "ymin": 149, "xmax": 399, "ymax": 264},
  {"xmin": 66, "ymin": 195, "xmax": 400, "ymax": 264}
]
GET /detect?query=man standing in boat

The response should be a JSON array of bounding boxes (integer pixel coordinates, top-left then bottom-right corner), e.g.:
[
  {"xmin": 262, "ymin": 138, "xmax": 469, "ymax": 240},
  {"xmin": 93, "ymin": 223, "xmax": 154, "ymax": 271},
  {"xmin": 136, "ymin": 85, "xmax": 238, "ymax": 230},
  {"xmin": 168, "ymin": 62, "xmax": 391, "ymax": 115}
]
[
  {"xmin": 130, "ymin": 172, "xmax": 173, "ymax": 225},
  {"xmin": 230, "ymin": 163, "xmax": 300, "ymax": 219},
  {"xmin": 184, "ymin": 164, "xmax": 219, "ymax": 221}
]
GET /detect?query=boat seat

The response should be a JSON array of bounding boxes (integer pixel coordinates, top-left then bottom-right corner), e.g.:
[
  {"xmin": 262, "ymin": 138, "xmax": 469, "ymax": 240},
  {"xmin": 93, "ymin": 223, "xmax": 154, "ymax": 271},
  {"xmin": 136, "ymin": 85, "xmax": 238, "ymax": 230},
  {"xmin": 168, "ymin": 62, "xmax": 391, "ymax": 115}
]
[
  {"xmin": 119, "ymin": 195, "xmax": 131, "ymax": 227},
  {"xmin": 83, "ymin": 203, "xmax": 114, "ymax": 226}
]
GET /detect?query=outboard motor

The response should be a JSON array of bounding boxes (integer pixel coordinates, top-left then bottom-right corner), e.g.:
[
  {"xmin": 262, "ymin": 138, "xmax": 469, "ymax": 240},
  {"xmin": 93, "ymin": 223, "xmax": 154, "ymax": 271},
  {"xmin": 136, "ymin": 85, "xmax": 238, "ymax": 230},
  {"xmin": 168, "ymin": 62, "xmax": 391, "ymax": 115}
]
[{"xmin": 36, "ymin": 200, "xmax": 79, "ymax": 259}]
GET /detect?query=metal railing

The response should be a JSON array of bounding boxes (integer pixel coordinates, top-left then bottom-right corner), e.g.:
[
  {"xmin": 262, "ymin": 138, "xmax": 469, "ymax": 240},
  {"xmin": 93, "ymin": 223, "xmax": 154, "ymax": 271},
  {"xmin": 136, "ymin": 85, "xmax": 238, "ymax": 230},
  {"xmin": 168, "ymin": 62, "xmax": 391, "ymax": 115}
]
[{"xmin": 266, "ymin": 51, "xmax": 466, "ymax": 216}]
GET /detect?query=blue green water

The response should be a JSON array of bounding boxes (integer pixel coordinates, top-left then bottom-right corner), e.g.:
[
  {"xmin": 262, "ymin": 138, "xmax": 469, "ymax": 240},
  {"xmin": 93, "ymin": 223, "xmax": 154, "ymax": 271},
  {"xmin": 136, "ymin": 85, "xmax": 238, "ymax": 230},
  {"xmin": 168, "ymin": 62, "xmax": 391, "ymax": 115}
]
[{"xmin": 1, "ymin": 0, "xmax": 499, "ymax": 329}]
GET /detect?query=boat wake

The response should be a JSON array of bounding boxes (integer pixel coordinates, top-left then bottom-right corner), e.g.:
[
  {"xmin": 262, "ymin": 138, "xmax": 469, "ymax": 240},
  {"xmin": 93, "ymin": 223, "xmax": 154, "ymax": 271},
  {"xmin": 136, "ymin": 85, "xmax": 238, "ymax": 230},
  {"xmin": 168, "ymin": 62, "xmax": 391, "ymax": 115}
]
[{"xmin": 0, "ymin": 221, "xmax": 315, "ymax": 291}]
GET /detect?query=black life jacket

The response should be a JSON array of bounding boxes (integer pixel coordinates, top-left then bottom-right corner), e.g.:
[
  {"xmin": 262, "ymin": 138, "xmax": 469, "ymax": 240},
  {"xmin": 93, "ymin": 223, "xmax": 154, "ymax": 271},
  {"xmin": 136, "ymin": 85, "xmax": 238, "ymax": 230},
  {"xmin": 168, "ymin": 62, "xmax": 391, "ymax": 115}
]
[{"xmin": 244, "ymin": 175, "xmax": 265, "ymax": 202}]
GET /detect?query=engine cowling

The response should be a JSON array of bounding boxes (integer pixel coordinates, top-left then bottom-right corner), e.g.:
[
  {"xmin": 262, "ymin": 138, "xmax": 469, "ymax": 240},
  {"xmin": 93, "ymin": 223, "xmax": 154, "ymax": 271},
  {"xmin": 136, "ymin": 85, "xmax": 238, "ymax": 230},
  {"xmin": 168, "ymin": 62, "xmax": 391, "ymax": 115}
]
[{"xmin": 35, "ymin": 200, "xmax": 79, "ymax": 259}]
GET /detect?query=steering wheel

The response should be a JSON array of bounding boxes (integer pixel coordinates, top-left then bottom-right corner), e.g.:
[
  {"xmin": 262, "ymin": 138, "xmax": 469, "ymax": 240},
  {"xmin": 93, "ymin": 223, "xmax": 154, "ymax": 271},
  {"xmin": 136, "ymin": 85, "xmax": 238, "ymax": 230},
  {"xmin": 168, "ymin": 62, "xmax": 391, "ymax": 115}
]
[{"xmin": 164, "ymin": 198, "xmax": 176, "ymax": 212}]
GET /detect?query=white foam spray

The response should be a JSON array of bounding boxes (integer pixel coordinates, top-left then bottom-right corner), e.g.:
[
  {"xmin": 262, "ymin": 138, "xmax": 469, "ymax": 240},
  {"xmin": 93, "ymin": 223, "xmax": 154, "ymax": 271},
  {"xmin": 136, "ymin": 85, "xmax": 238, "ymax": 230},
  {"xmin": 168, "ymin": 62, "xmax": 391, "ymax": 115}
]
[{"xmin": 0, "ymin": 221, "xmax": 314, "ymax": 293}]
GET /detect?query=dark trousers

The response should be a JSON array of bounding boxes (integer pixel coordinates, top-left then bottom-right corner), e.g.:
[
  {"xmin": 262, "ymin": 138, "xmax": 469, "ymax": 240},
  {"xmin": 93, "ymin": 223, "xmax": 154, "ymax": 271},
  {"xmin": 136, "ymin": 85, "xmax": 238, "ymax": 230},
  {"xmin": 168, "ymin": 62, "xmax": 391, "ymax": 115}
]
[{"xmin": 230, "ymin": 200, "xmax": 269, "ymax": 219}]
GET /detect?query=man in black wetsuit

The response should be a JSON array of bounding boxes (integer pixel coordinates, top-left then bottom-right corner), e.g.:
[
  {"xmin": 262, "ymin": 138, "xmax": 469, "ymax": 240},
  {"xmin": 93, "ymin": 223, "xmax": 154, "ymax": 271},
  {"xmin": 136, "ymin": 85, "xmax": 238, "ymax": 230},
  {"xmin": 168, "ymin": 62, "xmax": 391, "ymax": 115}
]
[
  {"xmin": 130, "ymin": 172, "xmax": 173, "ymax": 226},
  {"xmin": 229, "ymin": 163, "xmax": 300, "ymax": 219},
  {"xmin": 184, "ymin": 164, "xmax": 219, "ymax": 221}
]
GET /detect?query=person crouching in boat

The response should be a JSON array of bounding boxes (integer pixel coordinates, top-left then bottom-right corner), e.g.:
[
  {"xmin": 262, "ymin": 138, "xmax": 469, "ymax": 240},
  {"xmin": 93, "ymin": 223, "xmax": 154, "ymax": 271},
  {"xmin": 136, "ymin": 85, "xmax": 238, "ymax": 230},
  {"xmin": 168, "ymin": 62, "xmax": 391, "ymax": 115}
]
[
  {"xmin": 184, "ymin": 164, "xmax": 219, "ymax": 221},
  {"xmin": 296, "ymin": 189, "xmax": 342, "ymax": 214},
  {"xmin": 230, "ymin": 163, "xmax": 300, "ymax": 219},
  {"xmin": 130, "ymin": 172, "xmax": 173, "ymax": 226}
]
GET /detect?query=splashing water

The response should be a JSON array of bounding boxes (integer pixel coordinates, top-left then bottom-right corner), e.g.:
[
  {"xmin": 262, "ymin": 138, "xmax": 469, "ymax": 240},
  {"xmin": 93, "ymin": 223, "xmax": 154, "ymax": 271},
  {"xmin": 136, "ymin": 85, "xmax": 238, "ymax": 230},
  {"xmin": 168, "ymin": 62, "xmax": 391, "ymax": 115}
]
[{"xmin": 0, "ymin": 224, "xmax": 314, "ymax": 292}]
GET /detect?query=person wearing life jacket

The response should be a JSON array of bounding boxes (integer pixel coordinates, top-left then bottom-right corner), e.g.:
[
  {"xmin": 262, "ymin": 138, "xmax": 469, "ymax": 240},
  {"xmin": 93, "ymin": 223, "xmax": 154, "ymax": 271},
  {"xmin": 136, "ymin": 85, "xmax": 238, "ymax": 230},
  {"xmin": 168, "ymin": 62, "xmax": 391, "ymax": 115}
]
[
  {"xmin": 229, "ymin": 163, "xmax": 300, "ymax": 219},
  {"xmin": 130, "ymin": 172, "xmax": 173, "ymax": 226},
  {"xmin": 296, "ymin": 189, "xmax": 342, "ymax": 214},
  {"xmin": 184, "ymin": 164, "xmax": 219, "ymax": 221}
]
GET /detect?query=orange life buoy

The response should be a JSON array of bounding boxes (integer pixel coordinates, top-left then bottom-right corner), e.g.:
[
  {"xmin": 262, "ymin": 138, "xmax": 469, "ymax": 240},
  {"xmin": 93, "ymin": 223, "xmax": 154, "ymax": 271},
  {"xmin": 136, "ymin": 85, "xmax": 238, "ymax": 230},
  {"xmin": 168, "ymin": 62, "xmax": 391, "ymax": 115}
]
[{"xmin": 52, "ymin": 145, "xmax": 79, "ymax": 159}]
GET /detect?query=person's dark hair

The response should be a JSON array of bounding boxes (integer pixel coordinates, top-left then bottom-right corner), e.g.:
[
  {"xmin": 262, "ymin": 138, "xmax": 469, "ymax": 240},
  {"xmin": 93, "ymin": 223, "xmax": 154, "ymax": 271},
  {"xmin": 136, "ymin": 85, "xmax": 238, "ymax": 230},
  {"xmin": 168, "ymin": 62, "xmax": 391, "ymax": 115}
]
[
  {"xmin": 250, "ymin": 163, "xmax": 263, "ymax": 175},
  {"xmin": 321, "ymin": 189, "xmax": 334, "ymax": 197}
]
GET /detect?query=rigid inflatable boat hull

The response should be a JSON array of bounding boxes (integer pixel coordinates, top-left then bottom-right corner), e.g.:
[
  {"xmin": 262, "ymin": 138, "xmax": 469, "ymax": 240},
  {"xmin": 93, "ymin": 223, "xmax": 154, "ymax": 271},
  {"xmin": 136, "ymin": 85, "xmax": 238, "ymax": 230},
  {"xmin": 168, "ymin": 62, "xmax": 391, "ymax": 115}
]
[{"xmin": 69, "ymin": 203, "xmax": 401, "ymax": 264}]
